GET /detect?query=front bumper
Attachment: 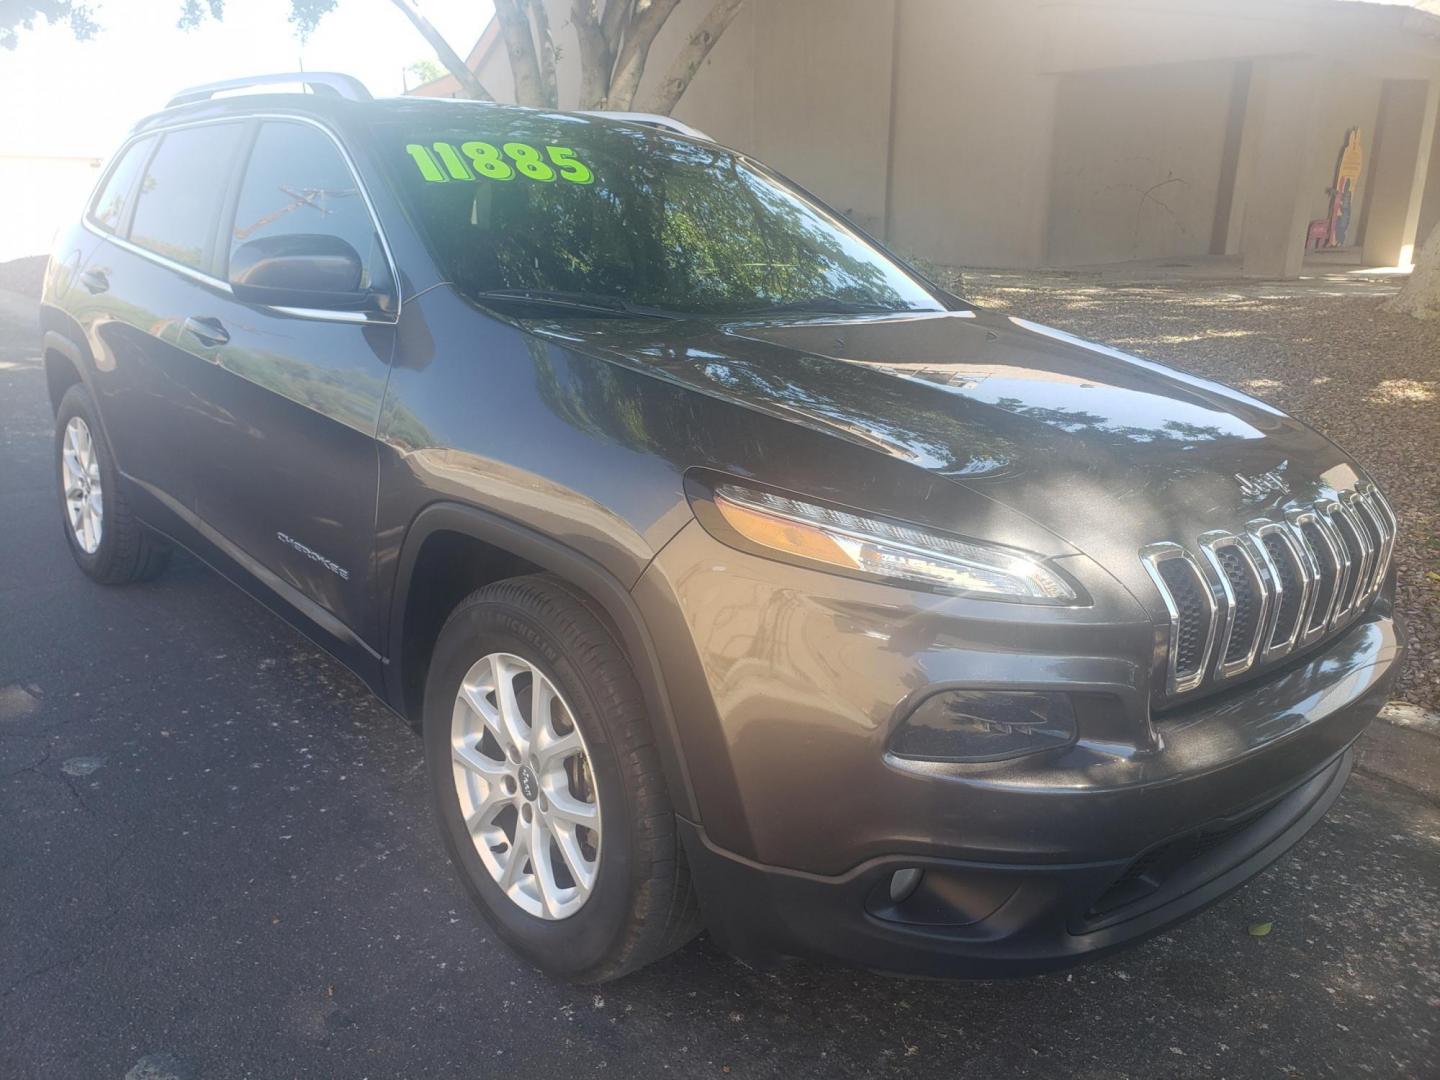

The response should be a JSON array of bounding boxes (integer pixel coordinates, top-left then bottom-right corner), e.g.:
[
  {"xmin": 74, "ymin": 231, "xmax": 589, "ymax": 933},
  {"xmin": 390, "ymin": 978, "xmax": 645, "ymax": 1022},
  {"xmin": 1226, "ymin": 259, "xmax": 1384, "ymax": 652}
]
[
  {"xmin": 637, "ymin": 522, "xmax": 1405, "ymax": 976},
  {"xmin": 679, "ymin": 745, "xmax": 1354, "ymax": 977}
]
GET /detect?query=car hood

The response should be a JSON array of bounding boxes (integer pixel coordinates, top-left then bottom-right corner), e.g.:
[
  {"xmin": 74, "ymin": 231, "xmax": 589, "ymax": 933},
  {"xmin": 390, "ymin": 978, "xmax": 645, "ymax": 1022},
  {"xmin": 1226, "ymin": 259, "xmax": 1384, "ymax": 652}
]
[{"xmin": 534, "ymin": 307, "xmax": 1366, "ymax": 578}]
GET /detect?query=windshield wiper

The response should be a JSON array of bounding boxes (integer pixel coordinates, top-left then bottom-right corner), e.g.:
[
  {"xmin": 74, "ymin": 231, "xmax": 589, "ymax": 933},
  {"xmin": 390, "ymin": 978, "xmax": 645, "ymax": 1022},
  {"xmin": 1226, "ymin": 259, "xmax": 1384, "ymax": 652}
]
[
  {"xmin": 731, "ymin": 296, "xmax": 916, "ymax": 316},
  {"xmin": 469, "ymin": 288, "xmax": 683, "ymax": 320}
]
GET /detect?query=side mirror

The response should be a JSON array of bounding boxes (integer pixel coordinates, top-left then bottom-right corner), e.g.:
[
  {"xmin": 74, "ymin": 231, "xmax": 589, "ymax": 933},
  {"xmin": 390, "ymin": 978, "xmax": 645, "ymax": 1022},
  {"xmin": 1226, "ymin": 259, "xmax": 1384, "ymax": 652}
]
[{"xmin": 229, "ymin": 234, "xmax": 376, "ymax": 311}]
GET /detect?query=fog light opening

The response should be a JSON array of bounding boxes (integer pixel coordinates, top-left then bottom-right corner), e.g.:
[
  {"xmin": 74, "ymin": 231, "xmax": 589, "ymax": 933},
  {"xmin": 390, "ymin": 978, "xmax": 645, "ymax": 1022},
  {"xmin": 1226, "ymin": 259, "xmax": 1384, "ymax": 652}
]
[
  {"xmin": 888, "ymin": 867, "xmax": 924, "ymax": 904},
  {"xmin": 888, "ymin": 689, "xmax": 1077, "ymax": 763}
]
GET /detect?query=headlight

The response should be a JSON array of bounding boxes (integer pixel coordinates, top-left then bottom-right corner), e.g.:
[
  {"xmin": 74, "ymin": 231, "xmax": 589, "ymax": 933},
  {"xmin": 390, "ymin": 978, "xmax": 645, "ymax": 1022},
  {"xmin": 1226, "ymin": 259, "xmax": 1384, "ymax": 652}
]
[{"xmin": 696, "ymin": 482, "xmax": 1078, "ymax": 603}]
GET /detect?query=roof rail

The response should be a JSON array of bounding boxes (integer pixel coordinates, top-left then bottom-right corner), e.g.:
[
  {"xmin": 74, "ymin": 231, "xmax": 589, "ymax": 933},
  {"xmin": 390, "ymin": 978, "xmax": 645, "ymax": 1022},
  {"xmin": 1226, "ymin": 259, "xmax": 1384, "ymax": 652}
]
[
  {"xmin": 166, "ymin": 72, "xmax": 372, "ymax": 108},
  {"xmin": 581, "ymin": 111, "xmax": 714, "ymax": 142}
]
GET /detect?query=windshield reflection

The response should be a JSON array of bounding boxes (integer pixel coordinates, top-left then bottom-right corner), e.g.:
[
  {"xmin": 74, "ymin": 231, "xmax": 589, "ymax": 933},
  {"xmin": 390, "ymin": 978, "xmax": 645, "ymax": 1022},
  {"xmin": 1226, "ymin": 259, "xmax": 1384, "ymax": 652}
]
[{"xmin": 379, "ymin": 106, "xmax": 940, "ymax": 318}]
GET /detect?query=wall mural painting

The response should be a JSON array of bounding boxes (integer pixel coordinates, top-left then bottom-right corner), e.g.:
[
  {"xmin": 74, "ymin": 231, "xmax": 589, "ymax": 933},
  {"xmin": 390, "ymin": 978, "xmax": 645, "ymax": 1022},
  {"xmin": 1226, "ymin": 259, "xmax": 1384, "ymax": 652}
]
[{"xmin": 1308, "ymin": 128, "xmax": 1363, "ymax": 250}]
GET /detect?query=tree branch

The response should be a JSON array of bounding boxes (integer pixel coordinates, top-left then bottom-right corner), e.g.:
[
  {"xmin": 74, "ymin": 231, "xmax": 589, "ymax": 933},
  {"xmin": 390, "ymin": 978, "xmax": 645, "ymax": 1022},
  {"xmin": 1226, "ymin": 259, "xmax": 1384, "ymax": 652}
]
[
  {"xmin": 493, "ymin": 0, "xmax": 547, "ymax": 107},
  {"xmin": 387, "ymin": 0, "xmax": 493, "ymax": 100},
  {"xmin": 637, "ymin": 0, "xmax": 744, "ymax": 114},
  {"xmin": 600, "ymin": 0, "xmax": 631, "ymax": 52},
  {"xmin": 528, "ymin": 0, "xmax": 559, "ymax": 108},
  {"xmin": 607, "ymin": 0, "xmax": 681, "ymax": 111},
  {"xmin": 571, "ymin": 0, "xmax": 615, "ymax": 108}
]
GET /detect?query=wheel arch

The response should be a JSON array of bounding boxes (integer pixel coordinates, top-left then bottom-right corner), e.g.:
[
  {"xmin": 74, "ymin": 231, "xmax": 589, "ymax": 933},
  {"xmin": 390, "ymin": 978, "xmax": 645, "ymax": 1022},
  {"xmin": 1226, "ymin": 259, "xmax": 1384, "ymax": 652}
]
[
  {"xmin": 41, "ymin": 327, "xmax": 91, "ymax": 416},
  {"xmin": 385, "ymin": 501, "xmax": 700, "ymax": 821},
  {"xmin": 43, "ymin": 325, "xmax": 126, "ymax": 479}
]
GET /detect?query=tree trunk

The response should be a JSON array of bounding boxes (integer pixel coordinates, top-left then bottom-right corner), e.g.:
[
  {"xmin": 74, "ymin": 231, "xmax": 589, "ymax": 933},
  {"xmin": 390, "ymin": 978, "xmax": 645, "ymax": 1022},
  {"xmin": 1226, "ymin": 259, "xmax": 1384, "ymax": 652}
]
[
  {"xmin": 493, "ymin": 0, "xmax": 550, "ymax": 108},
  {"xmin": 638, "ymin": 0, "xmax": 744, "ymax": 114},
  {"xmin": 607, "ymin": 0, "xmax": 682, "ymax": 111},
  {"xmin": 572, "ymin": 0, "xmax": 617, "ymax": 109},
  {"xmin": 600, "ymin": 0, "xmax": 632, "ymax": 55},
  {"xmin": 527, "ymin": 0, "xmax": 561, "ymax": 108},
  {"xmin": 1384, "ymin": 222, "xmax": 1440, "ymax": 319},
  {"xmin": 387, "ymin": 0, "xmax": 494, "ymax": 101},
  {"xmin": 395, "ymin": 0, "xmax": 743, "ymax": 116}
]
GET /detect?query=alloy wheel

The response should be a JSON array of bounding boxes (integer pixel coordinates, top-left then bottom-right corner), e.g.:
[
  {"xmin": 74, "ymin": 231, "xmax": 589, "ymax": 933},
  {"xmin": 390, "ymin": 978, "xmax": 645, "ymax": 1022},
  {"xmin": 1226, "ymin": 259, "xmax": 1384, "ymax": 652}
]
[
  {"xmin": 450, "ymin": 652, "xmax": 602, "ymax": 920},
  {"xmin": 61, "ymin": 416, "xmax": 103, "ymax": 554}
]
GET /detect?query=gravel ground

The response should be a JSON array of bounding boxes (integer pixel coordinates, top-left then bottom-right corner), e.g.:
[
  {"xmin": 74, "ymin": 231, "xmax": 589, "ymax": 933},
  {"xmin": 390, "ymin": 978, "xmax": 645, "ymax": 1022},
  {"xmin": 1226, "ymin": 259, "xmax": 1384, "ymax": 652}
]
[{"xmin": 960, "ymin": 268, "xmax": 1440, "ymax": 713}]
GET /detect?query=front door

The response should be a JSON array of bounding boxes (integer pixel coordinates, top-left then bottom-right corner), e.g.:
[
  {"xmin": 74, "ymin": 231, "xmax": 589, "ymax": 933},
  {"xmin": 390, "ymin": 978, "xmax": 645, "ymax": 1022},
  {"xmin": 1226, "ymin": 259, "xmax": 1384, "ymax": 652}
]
[{"xmin": 191, "ymin": 119, "xmax": 398, "ymax": 652}]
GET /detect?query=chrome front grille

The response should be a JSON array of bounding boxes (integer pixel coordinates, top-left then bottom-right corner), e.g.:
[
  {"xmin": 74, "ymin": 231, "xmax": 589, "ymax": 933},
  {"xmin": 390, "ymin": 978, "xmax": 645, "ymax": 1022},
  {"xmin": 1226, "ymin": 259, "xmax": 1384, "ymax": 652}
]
[{"xmin": 1142, "ymin": 483, "xmax": 1395, "ymax": 696}]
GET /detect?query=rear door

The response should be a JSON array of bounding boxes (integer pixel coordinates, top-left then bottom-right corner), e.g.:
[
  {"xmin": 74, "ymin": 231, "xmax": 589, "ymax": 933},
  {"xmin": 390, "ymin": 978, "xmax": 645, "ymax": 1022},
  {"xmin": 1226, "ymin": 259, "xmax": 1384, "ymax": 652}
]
[
  {"xmin": 191, "ymin": 119, "xmax": 398, "ymax": 650},
  {"xmin": 70, "ymin": 121, "xmax": 247, "ymax": 514}
]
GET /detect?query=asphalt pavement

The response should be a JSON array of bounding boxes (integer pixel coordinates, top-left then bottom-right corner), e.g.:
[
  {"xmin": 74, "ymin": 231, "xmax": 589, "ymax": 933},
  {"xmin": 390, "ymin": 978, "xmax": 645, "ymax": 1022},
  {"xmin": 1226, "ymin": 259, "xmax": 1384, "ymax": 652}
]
[{"xmin": 2, "ymin": 291, "xmax": 1438, "ymax": 1079}]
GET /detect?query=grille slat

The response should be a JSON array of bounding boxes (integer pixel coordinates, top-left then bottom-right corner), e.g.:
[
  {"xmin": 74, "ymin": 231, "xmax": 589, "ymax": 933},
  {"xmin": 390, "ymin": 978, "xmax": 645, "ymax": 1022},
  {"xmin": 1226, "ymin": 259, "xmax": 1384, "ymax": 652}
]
[
  {"xmin": 1218, "ymin": 549, "xmax": 1259, "ymax": 664},
  {"xmin": 1201, "ymin": 534, "xmax": 1268, "ymax": 677},
  {"xmin": 1327, "ymin": 500, "xmax": 1372, "ymax": 623},
  {"xmin": 1350, "ymin": 491, "xmax": 1388, "ymax": 601},
  {"xmin": 1298, "ymin": 518, "xmax": 1340, "ymax": 636},
  {"xmin": 1141, "ymin": 545, "xmax": 1216, "ymax": 696},
  {"xmin": 1260, "ymin": 533, "xmax": 1302, "ymax": 648},
  {"xmin": 1158, "ymin": 559, "xmax": 1209, "ymax": 677},
  {"xmin": 1144, "ymin": 486, "xmax": 1393, "ymax": 698}
]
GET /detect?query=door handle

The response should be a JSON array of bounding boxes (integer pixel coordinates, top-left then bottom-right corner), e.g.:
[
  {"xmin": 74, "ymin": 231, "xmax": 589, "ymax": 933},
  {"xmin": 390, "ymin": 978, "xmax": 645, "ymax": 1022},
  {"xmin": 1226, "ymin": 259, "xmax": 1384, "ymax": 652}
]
[
  {"xmin": 182, "ymin": 315, "xmax": 230, "ymax": 347},
  {"xmin": 80, "ymin": 269, "xmax": 109, "ymax": 294}
]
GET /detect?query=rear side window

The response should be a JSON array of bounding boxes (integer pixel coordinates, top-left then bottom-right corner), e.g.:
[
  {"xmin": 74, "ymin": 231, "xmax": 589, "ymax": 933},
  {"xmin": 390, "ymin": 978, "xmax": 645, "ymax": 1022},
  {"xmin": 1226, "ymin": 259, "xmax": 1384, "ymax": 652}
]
[
  {"xmin": 89, "ymin": 136, "xmax": 154, "ymax": 234},
  {"xmin": 129, "ymin": 123, "xmax": 244, "ymax": 272},
  {"xmin": 229, "ymin": 121, "xmax": 392, "ymax": 292}
]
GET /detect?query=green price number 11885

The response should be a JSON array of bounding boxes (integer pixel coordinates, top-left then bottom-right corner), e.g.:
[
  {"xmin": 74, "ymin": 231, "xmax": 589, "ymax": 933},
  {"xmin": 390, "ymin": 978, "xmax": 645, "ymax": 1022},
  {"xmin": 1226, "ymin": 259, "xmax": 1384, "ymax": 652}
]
[{"xmin": 405, "ymin": 141, "xmax": 595, "ymax": 185}]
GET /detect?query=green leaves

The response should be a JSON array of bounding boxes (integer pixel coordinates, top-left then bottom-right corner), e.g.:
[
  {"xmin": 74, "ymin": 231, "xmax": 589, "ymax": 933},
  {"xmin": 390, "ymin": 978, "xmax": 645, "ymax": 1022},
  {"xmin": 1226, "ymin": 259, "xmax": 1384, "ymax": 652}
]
[
  {"xmin": 1248, "ymin": 921, "xmax": 1273, "ymax": 937},
  {"xmin": 1, "ymin": 1, "xmax": 97, "ymax": 49}
]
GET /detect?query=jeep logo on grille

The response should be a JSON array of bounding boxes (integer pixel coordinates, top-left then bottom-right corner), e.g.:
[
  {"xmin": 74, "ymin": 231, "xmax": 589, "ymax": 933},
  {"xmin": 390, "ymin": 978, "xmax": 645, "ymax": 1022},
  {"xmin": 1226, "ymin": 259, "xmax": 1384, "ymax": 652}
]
[{"xmin": 1234, "ymin": 470, "xmax": 1290, "ymax": 498}]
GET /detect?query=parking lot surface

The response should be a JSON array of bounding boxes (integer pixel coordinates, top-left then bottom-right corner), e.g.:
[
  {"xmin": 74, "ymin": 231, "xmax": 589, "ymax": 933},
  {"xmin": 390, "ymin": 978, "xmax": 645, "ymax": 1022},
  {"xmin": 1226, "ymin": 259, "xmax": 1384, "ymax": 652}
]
[{"xmin": 2, "ymin": 289, "xmax": 1437, "ymax": 1079}]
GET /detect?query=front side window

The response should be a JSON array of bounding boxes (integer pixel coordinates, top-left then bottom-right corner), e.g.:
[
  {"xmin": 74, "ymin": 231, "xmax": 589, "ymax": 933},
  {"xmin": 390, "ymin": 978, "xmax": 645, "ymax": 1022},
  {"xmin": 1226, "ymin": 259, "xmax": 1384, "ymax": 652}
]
[
  {"xmin": 228, "ymin": 121, "xmax": 392, "ymax": 294},
  {"xmin": 377, "ymin": 110, "xmax": 941, "ymax": 318},
  {"xmin": 129, "ymin": 123, "xmax": 244, "ymax": 271},
  {"xmin": 89, "ymin": 136, "xmax": 154, "ymax": 235}
]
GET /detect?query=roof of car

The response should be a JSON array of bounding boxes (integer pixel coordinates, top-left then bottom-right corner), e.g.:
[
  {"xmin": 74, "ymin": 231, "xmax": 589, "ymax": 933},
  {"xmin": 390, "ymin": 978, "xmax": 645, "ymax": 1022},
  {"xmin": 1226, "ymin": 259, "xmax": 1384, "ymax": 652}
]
[
  {"xmin": 136, "ymin": 93, "xmax": 546, "ymax": 134},
  {"xmin": 134, "ymin": 75, "xmax": 713, "ymax": 143}
]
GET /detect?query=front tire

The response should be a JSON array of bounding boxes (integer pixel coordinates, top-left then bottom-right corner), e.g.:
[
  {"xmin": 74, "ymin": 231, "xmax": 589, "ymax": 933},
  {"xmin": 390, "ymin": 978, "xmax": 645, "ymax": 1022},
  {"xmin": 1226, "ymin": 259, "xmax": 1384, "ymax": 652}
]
[
  {"xmin": 423, "ymin": 574, "xmax": 701, "ymax": 982},
  {"xmin": 54, "ymin": 383, "xmax": 170, "ymax": 585}
]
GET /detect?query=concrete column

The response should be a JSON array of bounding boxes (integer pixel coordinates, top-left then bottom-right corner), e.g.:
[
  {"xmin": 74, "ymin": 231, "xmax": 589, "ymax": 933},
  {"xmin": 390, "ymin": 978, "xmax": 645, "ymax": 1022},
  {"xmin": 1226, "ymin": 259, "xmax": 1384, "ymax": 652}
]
[
  {"xmin": 1362, "ymin": 78, "xmax": 1440, "ymax": 268},
  {"xmin": 1210, "ymin": 61, "xmax": 1252, "ymax": 256},
  {"xmin": 1417, "ymin": 105, "xmax": 1440, "ymax": 247},
  {"xmin": 1239, "ymin": 57, "xmax": 1323, "ymax": 279}
]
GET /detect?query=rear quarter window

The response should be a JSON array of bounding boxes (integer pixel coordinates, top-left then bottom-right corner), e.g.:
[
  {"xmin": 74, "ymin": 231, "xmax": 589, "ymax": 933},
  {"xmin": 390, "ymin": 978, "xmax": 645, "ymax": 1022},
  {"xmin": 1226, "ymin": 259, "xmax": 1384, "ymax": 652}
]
[
  {"xmin": 88, "ymin": 136, "xmax": 155, "ymax": 235},
  {"xmin": 128, "ymin": 122, "xmax": 245, "ymax": 272}
]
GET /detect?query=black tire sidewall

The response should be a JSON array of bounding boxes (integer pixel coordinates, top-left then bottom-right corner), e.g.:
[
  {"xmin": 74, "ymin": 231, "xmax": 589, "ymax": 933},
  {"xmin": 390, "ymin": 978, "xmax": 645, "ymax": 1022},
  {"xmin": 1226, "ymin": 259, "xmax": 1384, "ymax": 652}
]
[
  {"xmin": 423, "ymin": 595, "xmax": 639, "ymax": 979},
  {"xmin": 54, "ymin": 384, "xmax": 123, "ymax": 580}
]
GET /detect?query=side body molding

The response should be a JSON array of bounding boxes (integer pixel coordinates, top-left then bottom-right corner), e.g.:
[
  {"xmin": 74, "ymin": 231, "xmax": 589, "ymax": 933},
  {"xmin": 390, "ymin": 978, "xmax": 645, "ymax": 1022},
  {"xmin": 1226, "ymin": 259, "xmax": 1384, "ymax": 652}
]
[{"xmin": 383, "ymin": 501, "xmax": 700, "ymax": 821}]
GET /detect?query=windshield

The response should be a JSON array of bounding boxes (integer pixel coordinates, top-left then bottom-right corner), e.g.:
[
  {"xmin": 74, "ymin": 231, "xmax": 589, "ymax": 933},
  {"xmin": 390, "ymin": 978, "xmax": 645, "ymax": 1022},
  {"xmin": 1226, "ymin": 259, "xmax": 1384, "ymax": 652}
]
[{"xmin": 375, "ymin": 109, "xmax": 943, "ymax": 318}]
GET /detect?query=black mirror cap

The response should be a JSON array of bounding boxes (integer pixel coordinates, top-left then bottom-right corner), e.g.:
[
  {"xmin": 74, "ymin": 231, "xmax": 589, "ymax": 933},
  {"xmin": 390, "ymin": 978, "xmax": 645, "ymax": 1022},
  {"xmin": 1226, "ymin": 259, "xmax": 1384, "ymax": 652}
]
[{"xmin": 229, "ymin": 234, "xmax": 381, "ymax": 312}]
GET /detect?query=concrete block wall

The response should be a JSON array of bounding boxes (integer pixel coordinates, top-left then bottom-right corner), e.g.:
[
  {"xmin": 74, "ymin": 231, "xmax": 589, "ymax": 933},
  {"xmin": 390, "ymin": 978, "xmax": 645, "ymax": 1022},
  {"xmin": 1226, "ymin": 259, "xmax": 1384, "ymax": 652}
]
[{"xmin": 424, "ymin": 0, "xmax": 1440, "ymax": 277}]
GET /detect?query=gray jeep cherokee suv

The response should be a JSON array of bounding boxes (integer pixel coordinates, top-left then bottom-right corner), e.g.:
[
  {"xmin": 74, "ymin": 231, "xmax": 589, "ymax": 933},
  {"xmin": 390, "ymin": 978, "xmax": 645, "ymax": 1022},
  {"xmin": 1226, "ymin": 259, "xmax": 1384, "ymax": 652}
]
[{"xmin": 40, "ymin": 73, "xmax": 1405, "ymax": 982}]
